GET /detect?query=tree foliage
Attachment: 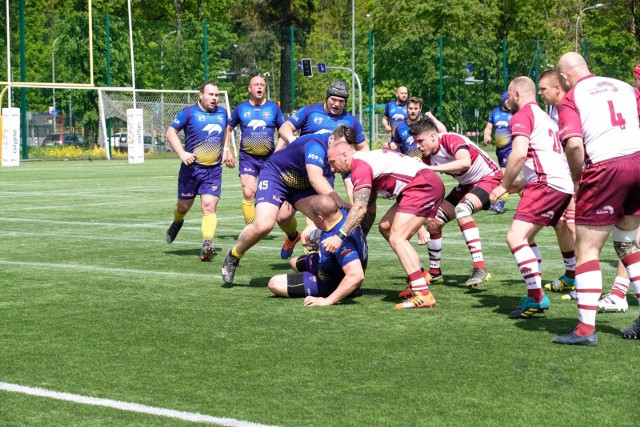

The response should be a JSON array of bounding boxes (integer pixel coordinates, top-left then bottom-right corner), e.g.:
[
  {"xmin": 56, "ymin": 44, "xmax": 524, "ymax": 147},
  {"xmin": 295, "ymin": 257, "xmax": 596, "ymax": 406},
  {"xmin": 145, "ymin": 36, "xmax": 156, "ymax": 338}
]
[{"xmin": 1, "ymin": 0, "xmax": 638, "ymax": 140}]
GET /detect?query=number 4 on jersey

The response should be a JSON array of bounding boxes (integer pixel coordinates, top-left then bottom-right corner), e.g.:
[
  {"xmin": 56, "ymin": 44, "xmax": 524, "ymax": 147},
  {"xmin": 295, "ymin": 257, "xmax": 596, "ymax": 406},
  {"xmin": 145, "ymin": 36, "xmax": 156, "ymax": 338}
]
[{"xmin": 608, "ymin": 100, "xmax": 627, "ymax": 130}]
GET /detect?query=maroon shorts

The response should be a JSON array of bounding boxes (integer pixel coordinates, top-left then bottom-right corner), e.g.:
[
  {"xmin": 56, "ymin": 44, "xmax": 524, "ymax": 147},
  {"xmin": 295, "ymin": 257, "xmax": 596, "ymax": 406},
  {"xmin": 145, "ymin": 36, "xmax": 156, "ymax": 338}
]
[
  {"xmin": 575, "ymin": 152, "xmax": 640, "ymax": 226},
  {"xmin": 514, "ymin": 182, "xmax": 573, "ymax": 227},
  {"xmin": 445, "ymin": 172, "xmax": 503, "ymax": 209},
  {"xmin": 396, "ymin": 169, "xmax": 445, "ymax": 218}
]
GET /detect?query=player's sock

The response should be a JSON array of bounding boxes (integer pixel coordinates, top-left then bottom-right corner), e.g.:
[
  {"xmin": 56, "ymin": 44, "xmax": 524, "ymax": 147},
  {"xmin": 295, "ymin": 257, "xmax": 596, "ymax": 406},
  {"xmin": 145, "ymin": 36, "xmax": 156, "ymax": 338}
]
[
  {"xmin": 201, "ymin": 212, "xmax": 217, "ymax": 242},
  {"xmin": 562, "ymin": 250, "xmax": 576, "ymax": 280},
  {"xmin": 511, "ymin": 244, "xmax": 542, "ymax": 302},
  {"xmin": 499, "ymin": 193, "xmax": 509, "ymax": 202},
  {"xmin": 408, "ymin": 270, "xmax": 429, "ymax": 293},
  {"xmin": 530, "ymin": 243, "xmax": 542, "ymax": 275},
  {"xmin": 575, "ymin": 260, "xmax": 601, "ymax": 336},
  {"xmin": 622, "ymin": 251, "xmax": 640, "ymax": 304},
  {"xmin": 173, "ymin": 208, "xmax": 186, "ymax": 222},
  {"xmin": 427, "ymin": 232, "xmax": 442, "ymax": 272},
  {"xmin": 460, "ymin": 220, "xmax": 485, "ymax": 269},
  {"xmin": 241, "ymin": 198, "xmax": 255, "ymax": 225},
  {"xmin": 279, "ymin": 217, "xmax": 299, "ymax": 240},
  {"xmin": 610, "ymin": 276, "xmax": 630, "ymax": 299},
  {"xmin": 231, "ymin": 246, "xmax": 245, "ymax": 259}
]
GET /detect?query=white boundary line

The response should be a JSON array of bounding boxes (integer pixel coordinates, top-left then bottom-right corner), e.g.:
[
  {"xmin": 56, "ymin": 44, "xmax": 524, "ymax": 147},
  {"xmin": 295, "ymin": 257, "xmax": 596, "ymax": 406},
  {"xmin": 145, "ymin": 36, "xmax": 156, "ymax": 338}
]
[{"xmin": 0, "ymin": 382, "xmax": 279, "ymax": 427}]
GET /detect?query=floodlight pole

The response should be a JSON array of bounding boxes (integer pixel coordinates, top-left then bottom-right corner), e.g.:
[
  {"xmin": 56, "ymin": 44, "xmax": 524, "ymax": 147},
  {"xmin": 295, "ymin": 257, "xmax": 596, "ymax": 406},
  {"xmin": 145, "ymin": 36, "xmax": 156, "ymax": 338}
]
[{"xmin": 575, "ymin": 4, "xmax": 603, "ymax": 52}]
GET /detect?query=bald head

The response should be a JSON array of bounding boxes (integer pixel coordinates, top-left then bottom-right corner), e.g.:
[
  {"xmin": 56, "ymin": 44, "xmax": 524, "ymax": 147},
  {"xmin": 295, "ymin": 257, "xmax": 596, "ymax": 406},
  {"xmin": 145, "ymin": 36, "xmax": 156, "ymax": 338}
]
[
  {"xmin": 396, "ymin": 86, "xmax": 408, "ymax": 104},
  {"xmin": 557, "ymin": 52, "xmax": 590, "ymax": 91},
  {"xmin": 310, "ymin": 195, "xmax": 340, "ymax": 219},
  {"xmin": 507, "ymin": 76, "xmax": 536, "ymax": 113},
  {"xmin": 248, "ymin": 76, "xmax": 266, "ymax": 102}
]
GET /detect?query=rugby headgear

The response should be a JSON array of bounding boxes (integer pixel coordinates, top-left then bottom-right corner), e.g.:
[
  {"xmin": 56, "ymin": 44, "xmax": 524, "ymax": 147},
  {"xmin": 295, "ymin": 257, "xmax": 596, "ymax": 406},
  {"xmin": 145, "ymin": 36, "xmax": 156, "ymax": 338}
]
[{"xmin": 326, "ymin": 80, "xmax": 349, "ymax": 100}]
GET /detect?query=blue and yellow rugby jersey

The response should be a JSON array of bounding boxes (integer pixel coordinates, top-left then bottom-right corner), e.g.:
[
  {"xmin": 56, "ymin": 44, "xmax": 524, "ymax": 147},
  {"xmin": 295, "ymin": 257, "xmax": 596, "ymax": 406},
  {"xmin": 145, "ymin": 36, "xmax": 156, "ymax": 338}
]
[
  {"xmin": 314, "ymin": 209, "xmax": 368, "ymax": 288},
  {"xmin": 265, "ymin": 133, "xmax": 333, "ymax": 190},
  {"xmin": 384, "ymin": 100, "xmax": 408, "ymax": 128},
  {"xmin": 487, "ymin": 107, "xmax": 513, "ymax": 149},
  {"xmin": 170, "ymin": 103, "xmax": 228, "ymax": 167},
  {"xmin": 287, "ymin": 103, "xmax": 366, "ymax": 145},
  {"xmin": 228, "ymin": 100, "xmax": 284, "ymax": 156},
  {"xmin": 392, "ymin": 119, "xmax": 422, "ymax": 159}
]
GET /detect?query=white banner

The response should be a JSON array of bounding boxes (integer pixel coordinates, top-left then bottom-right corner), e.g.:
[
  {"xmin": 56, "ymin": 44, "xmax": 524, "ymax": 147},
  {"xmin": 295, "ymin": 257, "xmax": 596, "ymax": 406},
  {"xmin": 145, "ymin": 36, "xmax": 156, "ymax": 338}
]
[
  {"xmin": 2, "ymin": 108, "xmax": 20, "ymax": 167},
  {"xmin": 126, "ymin": 108, "xmax": 144, "ymax": 164}
]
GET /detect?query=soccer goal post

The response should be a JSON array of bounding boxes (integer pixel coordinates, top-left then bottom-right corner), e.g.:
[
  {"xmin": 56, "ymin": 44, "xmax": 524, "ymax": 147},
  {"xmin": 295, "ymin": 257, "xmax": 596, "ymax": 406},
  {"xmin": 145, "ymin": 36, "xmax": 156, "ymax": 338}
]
[{"xmin": 97, "ymin": 88, "xmax": 234, "ymax": 160}]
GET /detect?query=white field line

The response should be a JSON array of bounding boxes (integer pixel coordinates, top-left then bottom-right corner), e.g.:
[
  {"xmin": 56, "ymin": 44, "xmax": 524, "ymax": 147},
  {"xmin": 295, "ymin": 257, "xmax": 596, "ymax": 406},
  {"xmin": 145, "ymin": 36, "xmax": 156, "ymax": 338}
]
[
  {"xmin": 0, "ymin": 381, "xmax": 279, "ymax": 427},
  {"xmin": 0, "ymin": 259, "xmax": 216, "ymax": 281}
]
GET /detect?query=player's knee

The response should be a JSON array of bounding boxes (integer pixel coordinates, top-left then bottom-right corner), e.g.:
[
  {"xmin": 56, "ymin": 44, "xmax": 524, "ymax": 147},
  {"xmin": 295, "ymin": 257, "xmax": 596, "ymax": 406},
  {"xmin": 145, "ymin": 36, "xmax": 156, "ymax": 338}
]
[
  {"xmin": 378, "ymin": 221, "xmax": 391, "ymax": 238},
  {"xmin": 612, "ymin": 227, "xmax": 640, "ymax": 258},
  {"xmin": 454, "ymin": 199, "xmax": 475, "ymax": 220}
]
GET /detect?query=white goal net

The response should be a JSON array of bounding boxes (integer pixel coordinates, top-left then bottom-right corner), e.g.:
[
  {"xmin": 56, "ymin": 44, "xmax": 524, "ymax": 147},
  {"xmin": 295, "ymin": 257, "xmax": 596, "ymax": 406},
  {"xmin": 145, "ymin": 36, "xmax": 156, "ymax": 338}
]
[{"xmin": 97, "ymin": 88, "xmax": 233, "ymax": 158}]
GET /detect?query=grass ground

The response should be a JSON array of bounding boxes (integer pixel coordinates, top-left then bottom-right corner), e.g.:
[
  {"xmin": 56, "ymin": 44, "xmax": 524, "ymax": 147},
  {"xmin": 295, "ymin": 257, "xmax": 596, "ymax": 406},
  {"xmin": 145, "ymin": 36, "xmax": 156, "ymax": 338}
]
[{"xmin": 0, "ymin": 159, "xmax": 637, "ymax": 426}]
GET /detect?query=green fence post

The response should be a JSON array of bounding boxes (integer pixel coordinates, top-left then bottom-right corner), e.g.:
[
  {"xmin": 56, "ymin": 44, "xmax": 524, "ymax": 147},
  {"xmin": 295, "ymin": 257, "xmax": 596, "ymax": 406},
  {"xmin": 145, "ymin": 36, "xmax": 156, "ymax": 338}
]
[
  {"xmin": 290, "ymin": 26, "xmax": 295, "ymax": 111},
  {"xmin": 438, "ymin": 35, "xmax": 443, "ymax": 121},
  {"xmin": 19, "ymin": 0, "xmax": 28, "ymax": 159},
  {"xmin": 368, "ymin": 30, "xmax": 374, "ymax": 148}
]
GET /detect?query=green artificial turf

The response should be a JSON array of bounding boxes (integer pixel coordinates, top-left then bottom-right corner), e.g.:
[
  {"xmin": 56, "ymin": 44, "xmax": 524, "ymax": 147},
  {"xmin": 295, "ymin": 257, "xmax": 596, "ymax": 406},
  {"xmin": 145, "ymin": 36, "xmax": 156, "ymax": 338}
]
[{"xmin": 0, "ymin": 159, "xmax": 637, "ymax": 426}]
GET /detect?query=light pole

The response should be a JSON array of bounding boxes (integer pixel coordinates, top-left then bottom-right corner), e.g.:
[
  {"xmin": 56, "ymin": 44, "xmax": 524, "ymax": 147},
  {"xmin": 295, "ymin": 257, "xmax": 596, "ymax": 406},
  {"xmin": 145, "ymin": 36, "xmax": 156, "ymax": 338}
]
[
  {"xmin": 262, "ymin": 72, "xmax": 274, "ymax": 100},
  {"xmin": 51, "ymin": 37, "xmax": 60, "ymax": 133},
  {"xmin": 575, "ymin": 4, "xmax": 603, "ymax": 52}
]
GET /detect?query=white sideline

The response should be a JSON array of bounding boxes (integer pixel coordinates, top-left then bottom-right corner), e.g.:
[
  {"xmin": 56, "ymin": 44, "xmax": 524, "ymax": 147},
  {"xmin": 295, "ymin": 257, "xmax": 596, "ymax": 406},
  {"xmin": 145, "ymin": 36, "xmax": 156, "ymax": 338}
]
[{"xmin": 0, "ymin": 382, "xmax": 279, "ymax": 427}]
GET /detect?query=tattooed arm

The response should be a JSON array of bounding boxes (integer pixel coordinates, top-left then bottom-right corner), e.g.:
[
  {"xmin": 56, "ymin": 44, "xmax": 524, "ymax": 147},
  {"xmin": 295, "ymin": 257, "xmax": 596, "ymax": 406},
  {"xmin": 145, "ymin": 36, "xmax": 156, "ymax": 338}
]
[{"xmin": 322, "ymin": 187, "xmax": 374, "ymax": 253}]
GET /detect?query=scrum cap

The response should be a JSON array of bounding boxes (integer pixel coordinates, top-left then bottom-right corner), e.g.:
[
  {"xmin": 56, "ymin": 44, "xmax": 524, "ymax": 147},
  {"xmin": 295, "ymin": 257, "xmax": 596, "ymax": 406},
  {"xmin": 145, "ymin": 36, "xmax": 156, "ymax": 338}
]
[{"xmin": 326, "ymin": 80, "xmax": 349, "ymax": 100}]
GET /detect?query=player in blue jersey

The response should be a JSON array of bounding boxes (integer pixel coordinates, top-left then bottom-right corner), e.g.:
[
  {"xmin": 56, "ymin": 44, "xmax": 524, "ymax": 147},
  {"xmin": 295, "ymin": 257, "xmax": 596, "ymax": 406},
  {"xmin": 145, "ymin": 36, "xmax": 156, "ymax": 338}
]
[
  {"xmin": 226, "ymin": 76, "xmax": 285, "ymax": 225},
  {"xmin": 221, "ymin": 126, "xmax": 355, "ymax": 285},
  {"xmin": 278, "ymin": 80, "xmax": 368, "ymax": 151},
  {"xmin": 268, "ymin": 195, "xmax": 367, "ymax": 305},
  {"xmin": 483, "ymin": 91, "xmax": 513, "ymax": 213},
  {"xmin": 276, "ymin": 80, "xmax": 368, "ymax": 258},
  {"xmin": 382, "ymin": 86, "xmax": 408, "ymax": 137},
  {"xmin": 165, "ymin": 82, "xmax": 231, "ymax": 261},
  {"xmin": 388, "ymin": 97, "xmax": 447, "ymax": 158}
]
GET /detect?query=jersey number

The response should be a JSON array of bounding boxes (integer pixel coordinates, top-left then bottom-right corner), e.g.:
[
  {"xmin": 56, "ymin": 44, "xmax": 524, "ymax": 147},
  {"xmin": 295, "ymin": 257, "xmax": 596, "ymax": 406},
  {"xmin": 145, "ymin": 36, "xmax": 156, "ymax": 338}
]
[
  {"xmin": 258, "ymin": 180, "xmax": 269, "ymax": 191},
  {"xmin": 548, "ymin": 128, "xmax": 563, "ymax": 154},
  {"xmin": 608, "ymin": 100, "xmax": 627, "ymax": 130}
]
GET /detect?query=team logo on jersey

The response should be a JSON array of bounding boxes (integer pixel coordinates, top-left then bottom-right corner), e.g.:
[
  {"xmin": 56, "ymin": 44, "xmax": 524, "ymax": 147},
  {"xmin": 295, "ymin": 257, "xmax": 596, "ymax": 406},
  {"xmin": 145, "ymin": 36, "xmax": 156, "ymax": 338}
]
[
  {"xmin": 198, "ymin": 115, "xmax": 206, "ymax": 121},
  {"xmin": 313, "ymin": 117, "xmax": 324, "ymax": 125},
  {"xmin": 263, "ymin": 111, "xmax": 271, "ymax": 119},
  {"xmin": 203, "ymin": 124, "xmax": 223, "ymax": 135},
  {"xmin": 392, "ymin": 113, "xmax": 405, "ymax": 121},
  {"xmin": 244, "ymin": 111, "xmax": 251, "ymax": 118},
  {"xmin": 248, "ymin": 119, "xmax": 267, "ymax": 130},
  {"xmin": 406, "ymin": 136, "xmax": 414, "ymax": 144},
  {"xmin": 217, "ymin": 116, "xmax": 224, "ymax": 123},
  {"xmin": 496, "ymin": 120, "xmax": 509, "ymax": 127},
  {"xmin": 596, "ymin": 205, "xmax": 614, "ymax": 215},
  {"xmin": 340, "ymin": 247, "xmax": 353, "ymax": 258},
  {"xmin": 315, "ymin": 129, "xmax": 332, "ymax": 135},
  {"xmin": 541, "ymin": 210, "xmax": 555, "ymax": 218}
]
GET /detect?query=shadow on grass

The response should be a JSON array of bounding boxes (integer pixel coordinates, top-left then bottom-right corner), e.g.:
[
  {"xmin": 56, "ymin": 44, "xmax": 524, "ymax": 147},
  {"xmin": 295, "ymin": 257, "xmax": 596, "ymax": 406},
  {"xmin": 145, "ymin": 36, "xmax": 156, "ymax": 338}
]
[{"xmin": 511, "ymin": 315, "xmax": 625, "ymax": 338}]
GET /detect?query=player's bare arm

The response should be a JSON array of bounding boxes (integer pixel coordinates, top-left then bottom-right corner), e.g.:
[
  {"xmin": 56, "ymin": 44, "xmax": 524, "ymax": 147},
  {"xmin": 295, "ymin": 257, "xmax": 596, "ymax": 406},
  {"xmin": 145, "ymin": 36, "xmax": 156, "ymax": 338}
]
[
  {"xmin": 563, "ymin": 136, "xmax": 585, "ymax": 185},
  {"xmin": 322, "ymin": 187, "xmax": 371, "ymax": 253},
  {"xmin": 490, "ymin": 135, "xmax": 528, "ymax": 204},
  {"xmin": 278, "ymin": 121, "xmax": 297, "ymax": 144},
  {"xmin": 307, "ymin": 164, "xmax": 349, "ymax": 209},
  {"xmin": 428, "ymin": 149, "xmax": 471, "ymax": 174},
  {"xmin": 166, "ymin": 127, "xmax": 195, "ymax": 165},
  {"xmin": 222, "ymin": 125, "xmax": 235, "ymax": 168},
  {"xmin": 359, "ymin": 192, "xmax": 377, "ymax": 235}
]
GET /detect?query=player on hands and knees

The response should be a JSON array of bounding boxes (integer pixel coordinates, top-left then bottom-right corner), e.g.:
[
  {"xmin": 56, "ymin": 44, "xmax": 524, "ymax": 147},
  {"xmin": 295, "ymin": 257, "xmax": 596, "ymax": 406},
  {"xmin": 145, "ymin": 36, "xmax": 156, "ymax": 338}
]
[{"xmin": 268, "ymin": 195, "xmax": 367, "ymax": 305}]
